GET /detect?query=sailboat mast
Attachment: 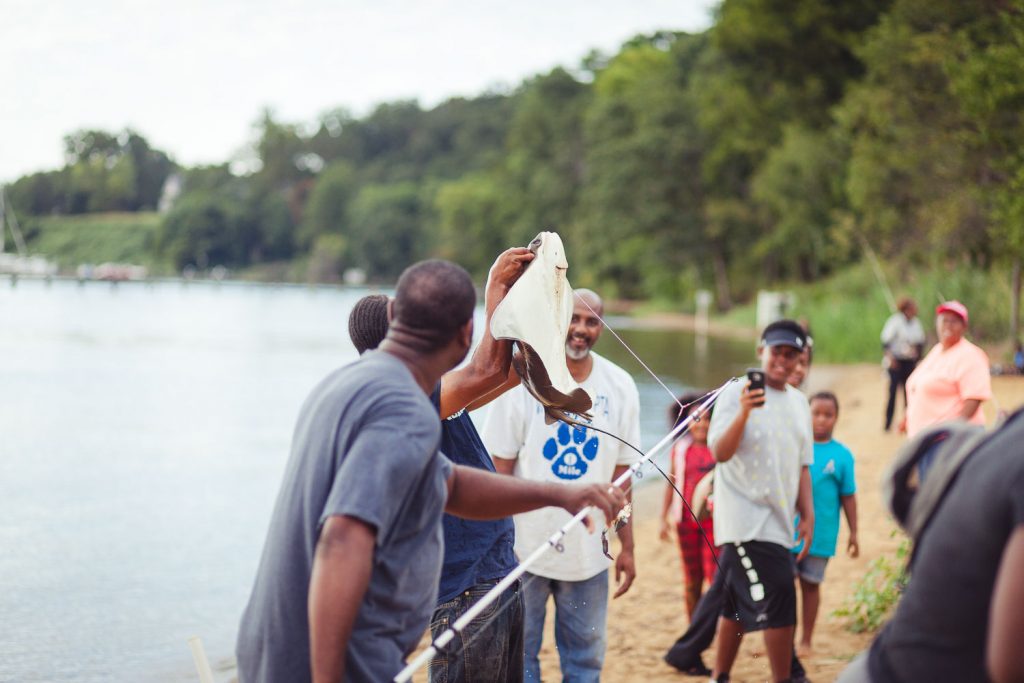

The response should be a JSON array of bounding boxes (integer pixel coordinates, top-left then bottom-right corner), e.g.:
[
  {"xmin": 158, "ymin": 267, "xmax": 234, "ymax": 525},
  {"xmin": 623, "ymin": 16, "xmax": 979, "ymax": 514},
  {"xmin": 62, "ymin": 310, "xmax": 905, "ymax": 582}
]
[{"xmin": 0, "ymin": 187, "xmax": 28, "ymax": 256}]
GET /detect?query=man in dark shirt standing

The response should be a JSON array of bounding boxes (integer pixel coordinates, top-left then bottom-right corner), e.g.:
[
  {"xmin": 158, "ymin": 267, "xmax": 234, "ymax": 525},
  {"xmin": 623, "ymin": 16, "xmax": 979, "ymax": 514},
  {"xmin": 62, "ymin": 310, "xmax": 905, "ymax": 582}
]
[
  {"xmin": 237, "ymin": 259, "xmax": 624, "ymax": 683},
  {"xmin": 838, "ymin": 410, "xmax": 1024, "ymax": 683},
  {"xmin": 347, "ymin": 246, "xmax": 533, "ymax": 682}
]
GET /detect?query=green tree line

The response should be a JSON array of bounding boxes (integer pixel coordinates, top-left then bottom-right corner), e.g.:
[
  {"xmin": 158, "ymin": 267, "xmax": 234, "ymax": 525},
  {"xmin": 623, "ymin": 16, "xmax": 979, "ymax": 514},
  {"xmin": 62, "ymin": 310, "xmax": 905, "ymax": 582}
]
[{"xmin": 8, "ymin": 0, "xmax": 1024, "ymax": 328}]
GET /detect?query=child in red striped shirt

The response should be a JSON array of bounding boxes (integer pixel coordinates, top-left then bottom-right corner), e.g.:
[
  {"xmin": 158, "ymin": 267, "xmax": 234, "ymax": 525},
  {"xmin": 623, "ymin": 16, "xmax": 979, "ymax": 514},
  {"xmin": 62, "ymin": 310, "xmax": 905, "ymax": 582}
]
[{"xmin": 660, "ymin": 394, "xmax": 718, "ymax": 617}]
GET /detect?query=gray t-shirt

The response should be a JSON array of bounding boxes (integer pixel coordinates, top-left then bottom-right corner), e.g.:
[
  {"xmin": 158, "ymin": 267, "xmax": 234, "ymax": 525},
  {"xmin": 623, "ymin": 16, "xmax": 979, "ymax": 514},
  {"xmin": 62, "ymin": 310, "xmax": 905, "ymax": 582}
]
[
  {"xmin": 708, "ymin": 379, "xmax": 813, "ymax": 548},
  {"xmin": 236, "ymin": 351, "xmax": 452, "ymax": 683},
  {"xmin": 869, "ymin": 411, "xmax": 1024, "ymax": 683}
]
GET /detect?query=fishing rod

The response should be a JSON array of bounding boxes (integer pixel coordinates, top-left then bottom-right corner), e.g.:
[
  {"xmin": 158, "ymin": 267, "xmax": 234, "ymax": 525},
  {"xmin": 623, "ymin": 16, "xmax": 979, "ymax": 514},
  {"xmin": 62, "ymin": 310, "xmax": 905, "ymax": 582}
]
[
  {"xmin": 429, "ymin": 391, "xmax": 738, "ymax": 666},
  {"xmin": 393, "ymin": 378, "xmax": 736, "ymax": 683},
  {"xmin": 396, "ymin": 290, "xmax": 735, "ymax": 677},
  {"xmin": 857, "ymin": 232, "xmax": 897, "ymax": 314}
]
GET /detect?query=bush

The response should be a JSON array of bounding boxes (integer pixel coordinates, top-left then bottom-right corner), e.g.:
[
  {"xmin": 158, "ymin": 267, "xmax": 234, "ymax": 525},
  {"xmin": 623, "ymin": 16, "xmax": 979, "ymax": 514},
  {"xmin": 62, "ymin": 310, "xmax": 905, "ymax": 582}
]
[{"xmin": 833, "ymin": 537, "xmax": 909, "ymax": 633}]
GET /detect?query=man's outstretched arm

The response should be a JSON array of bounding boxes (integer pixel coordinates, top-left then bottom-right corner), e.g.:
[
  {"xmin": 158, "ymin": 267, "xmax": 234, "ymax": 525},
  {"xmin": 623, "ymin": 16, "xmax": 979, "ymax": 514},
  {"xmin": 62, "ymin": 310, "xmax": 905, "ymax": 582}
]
[
  {"xmin": 439, "ymin": 247, "xmax": 532, "ymax": 418},
  {"xmin": 308, "ymin": 515, "xmax": 375, "ymax": 683},
  {"xmin": 445, "ymin": 464, "xmax": 625, "ymax": 529}
]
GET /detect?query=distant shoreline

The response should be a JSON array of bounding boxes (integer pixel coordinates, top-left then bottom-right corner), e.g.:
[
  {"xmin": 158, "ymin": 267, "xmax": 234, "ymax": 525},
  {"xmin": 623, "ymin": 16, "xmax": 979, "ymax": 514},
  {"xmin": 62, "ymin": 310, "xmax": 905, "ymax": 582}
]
[{"xmin": 609, "ymin": 309, "xmax": 757, "ymax": 342}]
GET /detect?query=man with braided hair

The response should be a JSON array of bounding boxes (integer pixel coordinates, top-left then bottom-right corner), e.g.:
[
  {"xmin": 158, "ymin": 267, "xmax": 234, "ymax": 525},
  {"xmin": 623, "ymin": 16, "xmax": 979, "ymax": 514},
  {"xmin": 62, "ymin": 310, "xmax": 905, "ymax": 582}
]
[{"xmin": 347, "ymin": 293, "xmax": 389, "ymax": 355}]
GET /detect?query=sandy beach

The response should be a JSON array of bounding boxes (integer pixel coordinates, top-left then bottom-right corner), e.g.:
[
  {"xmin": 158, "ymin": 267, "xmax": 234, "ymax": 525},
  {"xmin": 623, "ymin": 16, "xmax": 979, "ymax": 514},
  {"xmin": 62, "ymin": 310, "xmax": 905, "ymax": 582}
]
[{"xmin": 408, "ymin": 362, "xmax": 1024, "ymax": 683}]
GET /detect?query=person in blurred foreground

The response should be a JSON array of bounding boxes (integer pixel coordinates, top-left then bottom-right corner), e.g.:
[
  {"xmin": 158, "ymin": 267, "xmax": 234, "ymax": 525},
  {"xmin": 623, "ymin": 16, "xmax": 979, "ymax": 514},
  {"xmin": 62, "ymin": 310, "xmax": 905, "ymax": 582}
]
[
  {"xmin": 837, "ymin": 409, "xmax": 1024, "ymax": 683},
  {"xmin": 235, "ymin": 259, "xmax": 625, "ymax": 683},
  {"xmin": 348, "ymin": 246, "xmax": 535, "ymax": 683}
]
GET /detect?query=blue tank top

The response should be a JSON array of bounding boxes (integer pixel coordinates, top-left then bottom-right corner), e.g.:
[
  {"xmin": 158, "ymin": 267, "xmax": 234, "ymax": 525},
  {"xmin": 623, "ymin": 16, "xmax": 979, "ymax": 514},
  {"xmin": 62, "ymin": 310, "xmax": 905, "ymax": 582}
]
[{"xmin": 431, "ymin": 385, "xmax": 517, "ymax": 602}]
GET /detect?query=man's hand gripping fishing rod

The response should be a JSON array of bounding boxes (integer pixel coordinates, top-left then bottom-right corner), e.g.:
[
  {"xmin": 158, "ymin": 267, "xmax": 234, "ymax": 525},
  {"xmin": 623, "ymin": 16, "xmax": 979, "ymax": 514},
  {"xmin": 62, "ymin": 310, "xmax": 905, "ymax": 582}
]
[{"xmin": 393, "ymin": 378, "xmax": 736, "ymax": 683}]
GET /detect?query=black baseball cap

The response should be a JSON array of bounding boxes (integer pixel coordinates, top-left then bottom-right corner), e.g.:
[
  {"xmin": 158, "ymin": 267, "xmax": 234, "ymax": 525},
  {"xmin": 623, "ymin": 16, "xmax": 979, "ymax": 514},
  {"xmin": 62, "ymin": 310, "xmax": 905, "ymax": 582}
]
[{"xmin": 760, "ymin": 319, "xmax": 809, "ymax": 350}]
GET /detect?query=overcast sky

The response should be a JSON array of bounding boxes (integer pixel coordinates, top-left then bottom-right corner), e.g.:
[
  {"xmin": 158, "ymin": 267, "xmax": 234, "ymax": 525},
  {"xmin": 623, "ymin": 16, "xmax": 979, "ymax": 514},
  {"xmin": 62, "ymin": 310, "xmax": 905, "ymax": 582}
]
[{"xmin": 0, "ymin": 0, "xmax": 718, "ymax": 184}]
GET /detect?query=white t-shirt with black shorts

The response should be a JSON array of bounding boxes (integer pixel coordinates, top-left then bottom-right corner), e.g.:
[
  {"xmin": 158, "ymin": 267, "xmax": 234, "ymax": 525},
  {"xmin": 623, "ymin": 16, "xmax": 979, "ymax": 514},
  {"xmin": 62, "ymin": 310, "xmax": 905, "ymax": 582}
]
[{"xmin": 707, "ymin": 379, "xmax": 813, "ymax": 631}]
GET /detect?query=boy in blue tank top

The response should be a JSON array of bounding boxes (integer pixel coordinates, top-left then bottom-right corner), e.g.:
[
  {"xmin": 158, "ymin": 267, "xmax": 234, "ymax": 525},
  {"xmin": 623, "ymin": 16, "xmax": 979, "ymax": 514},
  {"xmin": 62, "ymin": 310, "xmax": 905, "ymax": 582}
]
[{"xmin": 792, "ymin": 391, "xmax": 859, "ymax": 656}]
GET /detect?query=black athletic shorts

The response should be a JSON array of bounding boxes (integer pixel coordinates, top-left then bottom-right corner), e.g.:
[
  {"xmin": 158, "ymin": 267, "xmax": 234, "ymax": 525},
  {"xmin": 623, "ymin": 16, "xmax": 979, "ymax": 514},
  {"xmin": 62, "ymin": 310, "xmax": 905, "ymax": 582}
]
[{"xmin": 717, "ymin": 540, "xmax": 796, "ymax": 631}]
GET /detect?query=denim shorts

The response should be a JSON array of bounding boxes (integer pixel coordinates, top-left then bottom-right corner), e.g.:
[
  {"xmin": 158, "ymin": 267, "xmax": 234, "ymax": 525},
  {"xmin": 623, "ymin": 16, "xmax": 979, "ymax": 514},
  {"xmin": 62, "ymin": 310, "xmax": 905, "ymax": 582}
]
[{"xmin": 793, "ymin": 554, "xmax": 830, "ymax": 585}]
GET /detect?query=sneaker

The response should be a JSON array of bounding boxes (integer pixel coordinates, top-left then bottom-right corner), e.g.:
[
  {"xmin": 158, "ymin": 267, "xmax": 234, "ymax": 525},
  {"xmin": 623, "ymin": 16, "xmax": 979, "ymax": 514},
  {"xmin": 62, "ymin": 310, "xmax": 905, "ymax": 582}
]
[{"xmin": 664, "ymin": 654, "xmax": 712, "ymax": 677}]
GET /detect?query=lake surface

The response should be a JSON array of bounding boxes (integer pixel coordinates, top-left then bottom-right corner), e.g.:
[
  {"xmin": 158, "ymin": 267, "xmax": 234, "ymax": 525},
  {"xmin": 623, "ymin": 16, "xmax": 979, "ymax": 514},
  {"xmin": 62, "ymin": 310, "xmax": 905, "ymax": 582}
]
[{"xmin": 0, "ymin": 279, "xmax": 754, "ymax": 682}]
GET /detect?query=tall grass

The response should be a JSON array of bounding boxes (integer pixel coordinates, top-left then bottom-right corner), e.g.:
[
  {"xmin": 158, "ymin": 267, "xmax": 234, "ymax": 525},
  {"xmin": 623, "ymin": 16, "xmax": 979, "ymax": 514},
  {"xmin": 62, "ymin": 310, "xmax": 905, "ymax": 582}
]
[
  {"xmin": 721, "ymin": 262, "xmax": 1015, "ymax": 363},
  {"xmin": 23, "ymin": 212, "xmax": 171, "ymax": 273}
]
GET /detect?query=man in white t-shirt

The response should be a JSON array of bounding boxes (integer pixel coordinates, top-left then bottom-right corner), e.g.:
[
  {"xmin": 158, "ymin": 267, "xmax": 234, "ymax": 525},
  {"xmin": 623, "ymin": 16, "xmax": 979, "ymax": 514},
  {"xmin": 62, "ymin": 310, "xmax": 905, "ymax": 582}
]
[
  {"xmin": 880, "ymin": 297, "xmax": 926, "ymax": 432},
  {"xmin": 707, "ymin": 319, "xmax": 815, "ymax": 683},
  {"xmin": 483, "ymin": 288, "xmax": 640, "ymax": 682}
]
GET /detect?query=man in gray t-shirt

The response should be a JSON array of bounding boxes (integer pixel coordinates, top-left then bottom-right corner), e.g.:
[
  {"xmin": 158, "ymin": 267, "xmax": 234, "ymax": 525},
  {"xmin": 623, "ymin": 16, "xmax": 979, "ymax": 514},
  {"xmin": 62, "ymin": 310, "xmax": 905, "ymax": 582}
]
[
  {"xmin": 237, "ymin": 350, "xmax": 451, "ymax": 682},
  {"xmin": 236, "ymin": 259, "xmax": 625, "ymax": 683}
]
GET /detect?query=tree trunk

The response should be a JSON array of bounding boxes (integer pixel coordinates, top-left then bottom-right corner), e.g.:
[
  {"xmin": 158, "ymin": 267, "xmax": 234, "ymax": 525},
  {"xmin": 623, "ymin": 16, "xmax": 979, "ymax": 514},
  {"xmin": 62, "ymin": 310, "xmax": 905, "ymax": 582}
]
[{"xmin": 1011, "ymin": 255, "xmax": 1021, "ymax": 344}]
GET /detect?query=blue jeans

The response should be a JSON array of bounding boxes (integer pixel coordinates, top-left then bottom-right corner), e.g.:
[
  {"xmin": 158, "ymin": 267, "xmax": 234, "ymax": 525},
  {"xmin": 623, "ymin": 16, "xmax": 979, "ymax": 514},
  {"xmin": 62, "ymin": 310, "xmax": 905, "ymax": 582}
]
[
  {"xmin": 428, "ymin": 579, "xmax": 524, "ymax": 683},
  {"xmin": 522, "ymin": 570, "xmax": 608, "ymax": 682}
]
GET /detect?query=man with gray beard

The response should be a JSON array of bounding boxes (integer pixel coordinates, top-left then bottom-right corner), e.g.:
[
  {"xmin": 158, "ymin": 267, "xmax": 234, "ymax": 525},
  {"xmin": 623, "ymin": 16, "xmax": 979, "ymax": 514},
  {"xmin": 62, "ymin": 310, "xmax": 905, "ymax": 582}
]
[{"xmin": 483, "ymin": 289, "xmax": 641, "ymax": 682}]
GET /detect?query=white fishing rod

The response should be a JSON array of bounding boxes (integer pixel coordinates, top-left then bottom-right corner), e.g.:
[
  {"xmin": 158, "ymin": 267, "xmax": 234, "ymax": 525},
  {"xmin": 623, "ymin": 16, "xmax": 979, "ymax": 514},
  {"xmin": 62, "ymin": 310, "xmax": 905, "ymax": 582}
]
[{"xmin": 393, "ymin": 377, "xmax": 736, "ymax": 683}]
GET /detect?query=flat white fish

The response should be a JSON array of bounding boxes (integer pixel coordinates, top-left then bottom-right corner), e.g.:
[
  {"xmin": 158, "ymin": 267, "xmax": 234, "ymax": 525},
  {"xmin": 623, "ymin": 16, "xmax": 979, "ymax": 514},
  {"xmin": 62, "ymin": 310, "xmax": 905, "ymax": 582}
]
[{"xmin": 490, "ymin": 231, "xmax": 593, "ymax": 424}]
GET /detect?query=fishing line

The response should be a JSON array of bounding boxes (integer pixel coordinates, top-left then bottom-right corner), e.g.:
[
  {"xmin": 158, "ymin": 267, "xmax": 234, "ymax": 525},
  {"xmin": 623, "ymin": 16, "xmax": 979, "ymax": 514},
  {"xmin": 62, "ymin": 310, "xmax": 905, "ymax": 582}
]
[
  {"xmin": 565, "ymin": 418, "xmax": 725, "ymax": 577},
  {"xmin": 569, "ymin": 293, "xmax": 736, "ymax": 591},
  {"xmin": 439, "ymin": 394, "xmax": 747, "ymax": 669},
  {"xmin": 394, "ymin": 381, "xmax": 734, "ymax": 682},
  {"xmin": 573, "ymin": 291, "xmax": 687, "ymax": 412},
  {"xmin": 423, "ymin": 299, "xmax": 737, "ymax": 670},
  {"xmin": 560, "ymin": 412, "xmax": 741, "ymax": 624},
  {"xmin": 427, "ymin": 390, "xmax": 732, "ymax": 667},
  {"xmin": 403, "ymin": 294, "xmax": 739, "ymax": 677}
]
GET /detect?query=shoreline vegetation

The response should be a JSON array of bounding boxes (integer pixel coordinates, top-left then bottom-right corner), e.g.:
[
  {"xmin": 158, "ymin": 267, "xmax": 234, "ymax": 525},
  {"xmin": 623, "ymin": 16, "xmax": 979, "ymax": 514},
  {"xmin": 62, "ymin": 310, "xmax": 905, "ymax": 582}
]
[
  {"xmin": 7, "ymin": 268, "xmax": 1018, "ymax": 367},
  {"xmin": 8, "ymin": 1, "xmax": 1024, "ymax": 371}
]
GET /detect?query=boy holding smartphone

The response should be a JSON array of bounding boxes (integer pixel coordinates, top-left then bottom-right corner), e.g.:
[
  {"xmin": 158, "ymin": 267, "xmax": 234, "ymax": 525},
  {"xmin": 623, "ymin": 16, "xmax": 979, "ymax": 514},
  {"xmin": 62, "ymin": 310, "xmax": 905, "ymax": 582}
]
[{"xmin": 707, "ymin": 319, "xmax": 815, "ymax": 683}]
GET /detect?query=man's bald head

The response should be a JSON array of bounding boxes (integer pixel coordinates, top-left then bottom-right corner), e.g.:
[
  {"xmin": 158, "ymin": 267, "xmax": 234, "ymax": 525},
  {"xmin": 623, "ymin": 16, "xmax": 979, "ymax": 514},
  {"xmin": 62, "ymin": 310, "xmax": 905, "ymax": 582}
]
[
  {"xmin": 391, "ymin": 260, "xmax": 476, "ymax": 352},
  {"xmin": 574, "ymin": 288, "xmax": 604, "ymax": 316}
]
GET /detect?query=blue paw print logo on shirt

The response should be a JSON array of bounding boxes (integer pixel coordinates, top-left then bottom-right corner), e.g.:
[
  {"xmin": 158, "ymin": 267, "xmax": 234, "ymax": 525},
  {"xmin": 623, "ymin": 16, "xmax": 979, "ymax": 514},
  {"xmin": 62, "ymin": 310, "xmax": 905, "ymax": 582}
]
[{"xmin": 543, "ymin": 423, "xmax": 599, "ymax": 480}]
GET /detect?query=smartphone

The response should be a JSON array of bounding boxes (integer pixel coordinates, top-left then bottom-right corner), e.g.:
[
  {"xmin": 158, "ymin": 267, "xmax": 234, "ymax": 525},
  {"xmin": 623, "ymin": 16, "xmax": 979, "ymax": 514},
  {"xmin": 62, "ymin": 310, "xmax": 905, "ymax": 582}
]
[{"xmin": 746, "ymin": 368, "xmax": 766, "ymax": 405}]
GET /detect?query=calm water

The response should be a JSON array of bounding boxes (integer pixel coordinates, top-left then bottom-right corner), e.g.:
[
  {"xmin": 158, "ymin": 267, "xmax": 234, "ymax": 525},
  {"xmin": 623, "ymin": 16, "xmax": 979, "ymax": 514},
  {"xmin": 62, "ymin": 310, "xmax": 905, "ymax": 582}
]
[{"xmin": 0, "ymin": 279, "xmax": 753, "ymax": 682}]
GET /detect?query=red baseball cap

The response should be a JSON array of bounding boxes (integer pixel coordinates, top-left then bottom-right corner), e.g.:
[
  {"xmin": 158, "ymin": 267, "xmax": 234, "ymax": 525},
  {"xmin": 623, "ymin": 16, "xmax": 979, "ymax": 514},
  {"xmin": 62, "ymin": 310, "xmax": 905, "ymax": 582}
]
[{"xmin": 936, "ymin": 300, "xmax": 968, "ymax": 324}]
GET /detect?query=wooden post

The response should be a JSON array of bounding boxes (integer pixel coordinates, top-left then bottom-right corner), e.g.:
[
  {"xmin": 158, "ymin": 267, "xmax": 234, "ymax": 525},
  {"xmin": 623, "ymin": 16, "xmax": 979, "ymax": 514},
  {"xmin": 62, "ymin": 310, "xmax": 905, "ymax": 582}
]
[{"xmin": 188, "ymin": 636, "xmax": 215, "ymax": 683}]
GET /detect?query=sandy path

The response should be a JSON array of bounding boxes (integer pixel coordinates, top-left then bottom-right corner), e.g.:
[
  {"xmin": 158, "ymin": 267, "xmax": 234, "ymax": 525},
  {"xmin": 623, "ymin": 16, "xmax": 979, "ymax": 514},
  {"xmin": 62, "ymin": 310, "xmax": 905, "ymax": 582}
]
[{"xmin": 406, "ymin": 364, "xmax": 1024, "ymax": 683}]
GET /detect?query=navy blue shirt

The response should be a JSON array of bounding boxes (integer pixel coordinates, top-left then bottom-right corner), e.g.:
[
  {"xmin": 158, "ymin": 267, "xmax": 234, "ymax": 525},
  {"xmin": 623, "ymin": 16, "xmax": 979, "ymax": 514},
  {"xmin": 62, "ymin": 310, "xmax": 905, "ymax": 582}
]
[{"xmin": 432, "ymin": 384, "xmax": 517, "ymax": 603}]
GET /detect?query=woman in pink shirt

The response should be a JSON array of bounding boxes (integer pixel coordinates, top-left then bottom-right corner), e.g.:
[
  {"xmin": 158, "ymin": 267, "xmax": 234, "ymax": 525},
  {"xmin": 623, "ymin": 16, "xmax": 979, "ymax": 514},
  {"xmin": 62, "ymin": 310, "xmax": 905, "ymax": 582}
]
[{"xmin": 902, "ymin": 300, "xmax": 991, "ymax": 439}]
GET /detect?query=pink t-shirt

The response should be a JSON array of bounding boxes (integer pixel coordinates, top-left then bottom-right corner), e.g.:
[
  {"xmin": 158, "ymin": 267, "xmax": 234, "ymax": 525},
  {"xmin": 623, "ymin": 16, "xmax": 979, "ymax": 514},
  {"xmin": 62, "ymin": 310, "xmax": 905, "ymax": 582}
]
[{"xmin": 906, "ymin": 338, "xmax": 991, "ymax": 436}]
